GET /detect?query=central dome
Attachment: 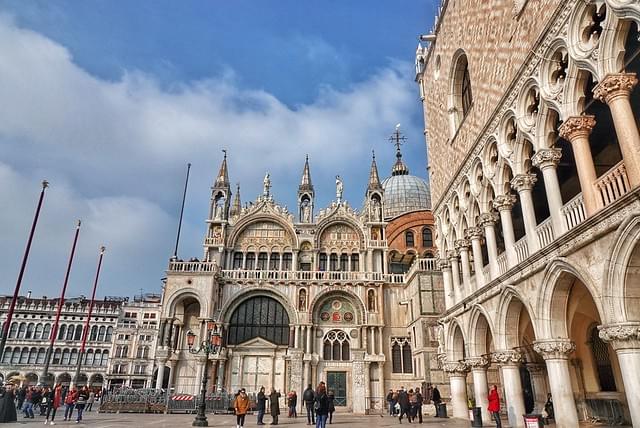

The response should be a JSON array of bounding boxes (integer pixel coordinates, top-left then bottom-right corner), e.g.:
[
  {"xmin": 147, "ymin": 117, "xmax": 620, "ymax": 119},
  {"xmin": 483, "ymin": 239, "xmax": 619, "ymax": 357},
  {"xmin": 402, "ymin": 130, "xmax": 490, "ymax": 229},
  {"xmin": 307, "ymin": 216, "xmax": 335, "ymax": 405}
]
[{"xmin": 381, "ymin": 174, "xmax": 432, "ymax": 219}]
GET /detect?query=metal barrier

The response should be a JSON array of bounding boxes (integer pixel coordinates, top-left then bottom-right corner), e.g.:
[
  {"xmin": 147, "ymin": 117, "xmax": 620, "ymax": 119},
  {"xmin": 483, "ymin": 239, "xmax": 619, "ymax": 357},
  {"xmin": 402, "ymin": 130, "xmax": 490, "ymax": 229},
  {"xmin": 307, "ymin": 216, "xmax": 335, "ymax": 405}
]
[
  {"xmin": 365, "ymin": 396, "xmax": 385, "ymax": 415},
  {"xmin": 166, "ymin": 392, "xmax": 257, "ymax": 414},
  {"xmin": 584, "ymin": 399, "xmax": 626, "ymax": 425},
  {"xmin": 100, "ymin": 388, "xmax": 167, "ymax": 413}
]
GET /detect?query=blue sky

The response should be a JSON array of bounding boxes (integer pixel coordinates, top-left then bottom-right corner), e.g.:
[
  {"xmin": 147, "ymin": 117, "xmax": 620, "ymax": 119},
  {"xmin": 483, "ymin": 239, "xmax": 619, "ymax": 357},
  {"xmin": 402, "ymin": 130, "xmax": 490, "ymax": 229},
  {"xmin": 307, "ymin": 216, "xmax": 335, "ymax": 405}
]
[{"xmin": 0, "ymin": 1, "xmax": 437, "ymax": 298}]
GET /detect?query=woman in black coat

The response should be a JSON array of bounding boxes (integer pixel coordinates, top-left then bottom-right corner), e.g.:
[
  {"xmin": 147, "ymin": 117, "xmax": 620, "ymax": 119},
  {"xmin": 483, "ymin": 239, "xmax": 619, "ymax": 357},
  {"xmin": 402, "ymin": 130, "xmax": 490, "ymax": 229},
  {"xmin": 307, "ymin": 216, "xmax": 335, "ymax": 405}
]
[
  {"xmin": 269, "ymin": 388, "xmax": 281, "ymax": 425},
  {"xmin": 256, "ymin": 387, "xmax": 267, "ymax": 425}
]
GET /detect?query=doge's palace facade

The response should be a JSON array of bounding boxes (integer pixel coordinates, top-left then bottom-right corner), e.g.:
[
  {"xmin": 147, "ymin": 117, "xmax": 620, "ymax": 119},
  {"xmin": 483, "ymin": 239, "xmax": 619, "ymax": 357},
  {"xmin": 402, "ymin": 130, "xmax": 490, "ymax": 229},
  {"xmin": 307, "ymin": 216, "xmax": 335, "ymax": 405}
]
[
  {"xmin": 416, "ymin": 0, "xmax": 640, "ymax": 426},
  {"xmin": 155, "ymin": 143, "xmax": 445, "ymax": 413}
]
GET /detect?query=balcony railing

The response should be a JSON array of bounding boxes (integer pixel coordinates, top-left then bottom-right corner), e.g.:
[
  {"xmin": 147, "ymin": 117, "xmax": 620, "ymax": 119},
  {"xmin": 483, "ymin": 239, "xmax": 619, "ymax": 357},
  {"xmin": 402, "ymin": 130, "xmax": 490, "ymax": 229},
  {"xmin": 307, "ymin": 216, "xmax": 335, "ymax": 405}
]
[
  {"xmin": 219, "ymin": 269, "xmax": 406, "ymax": 283},
  {"xmin": 405, "ymin": 258, "xmax": 439, "ymax": 280},
  {"xmin": 497, "ymin": 252, "xmax": 508, "ymax": 276},
  {"xmin": 595, "ymin": 160, "xmax": 630, "ymax": 209},
  {"xmin": 536, "ymin": 217, "xmax": 555, "ymax": 248},
  {"xmin": 367, "ymin": 239, "xmax": 388, "ymax": 248},
  {"xmin": 514, "ymin": 237, "xmax": 529, "ymax": 264},
  {"xmin": 562, "ymin": 193, "xmax": 586, "ymax": 230},
  {"xmin": 168, "ymin": 261, "xmax": 217, "ymax": 272}
]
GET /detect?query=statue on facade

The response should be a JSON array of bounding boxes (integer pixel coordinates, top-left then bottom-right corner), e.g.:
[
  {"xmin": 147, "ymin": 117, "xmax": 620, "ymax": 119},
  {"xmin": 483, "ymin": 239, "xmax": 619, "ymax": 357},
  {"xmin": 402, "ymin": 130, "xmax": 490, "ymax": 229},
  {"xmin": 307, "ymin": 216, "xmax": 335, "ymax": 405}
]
[
  {"xmin": 436, "ymin": 324, "xmax": 445, "ymax": 354},
  {"xmin": 335, "ymin": 175, "xmax": 344, "ymax": 203},
  {"xmin": 371, "ymin": 198, "xmax": 382, "ymax": 221},
  {"xmin": 301, "ymin": 199, "xmax": 311, "ymax": 223},
  {"xmin": 263, "ymin": 172, "xmax": 271, "ymax": 197}
]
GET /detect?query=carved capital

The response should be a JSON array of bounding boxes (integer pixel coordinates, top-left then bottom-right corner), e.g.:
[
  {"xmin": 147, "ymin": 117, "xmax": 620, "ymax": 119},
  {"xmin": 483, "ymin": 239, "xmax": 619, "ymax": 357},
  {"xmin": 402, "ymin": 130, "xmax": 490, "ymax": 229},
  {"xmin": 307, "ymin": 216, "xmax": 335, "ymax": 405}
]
[
  {"xmin": 533, "ymin": 339, "xmax": 576, "ymax": 360},
  {"xmin": 531, "ymin": 148, "xmax": 562, "ymax": 170},
  {"xmin": 465, "ymin": 356, "xmax": 490, "ymax": 369},
  {"xmin": 525, "ymin": 363, "xmax": 546, "ymax": 374},
  {"xmin": 454, "ymin": 239, "xmax": 471, "ymax": 251},
  {"xmin": 511, "ymin": 174, "xmax": 537, "ymax": 192},
  {"xmin": 478, "ymin": 212, "xmax": 499, "ymax": 227},
  {"xmin": 491, "ymin": 350, "xmax": 523, "ymax": 365},
  {"xmin": 442, "ymin": 361, "xmax": 469, "ymax": 375},
  {"xmin": 593, "ymin": 73, "xmax": 638, "ymax": 104},
  {"xmin": 558, "ymin": 115, "xmax": 596, "ymax": 141},
  {"xmin": 598, "ymin": 323, "xmax": 640, "ymax": 351},
  {"xmin": 437, "ymin": 258, "xmax": 451, "ymax": 270},
  {"xmin": 446, "ymin": 250, "xmax": 459, "ymax": 260},
  {"xmin": 493, "ymin": 194, "xmax": 517, "ymax": 211},
  {"xmin": 465, "ymin": 227, "xmax": 484, "ymax": 241}
]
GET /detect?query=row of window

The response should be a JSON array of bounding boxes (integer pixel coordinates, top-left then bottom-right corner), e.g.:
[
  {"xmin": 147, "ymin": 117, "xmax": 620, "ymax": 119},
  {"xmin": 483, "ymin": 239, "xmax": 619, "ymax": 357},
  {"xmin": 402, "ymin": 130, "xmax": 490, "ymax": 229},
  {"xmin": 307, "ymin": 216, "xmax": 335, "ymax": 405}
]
[
  {"xmin": 405, "ymin": 228, "xmax": 433, "ymax": 248},
  {"xmin": 232, "ymin": 252, "xmax": 293, "ymax": 270},
  {"xmin": 123, "ymin": 312, "xmax": 157, "ymax": 319},
  {"xmin": 7, "ymin": 322, "xmax": 114, "ymax": 343},
  {"xmin": 114, "ymin": 345, "xmax": 151, "ymax": 359},
  {"xmin": 111, "ymin": 363, "xmax": 149, "ymax": 375},
  {"xmin": 318, "ymin": 253, "xmax": 359, "ymax": 272},
  {"xmin": 2, "ymin": 347, "xmax": 109, "ymax": 367}
]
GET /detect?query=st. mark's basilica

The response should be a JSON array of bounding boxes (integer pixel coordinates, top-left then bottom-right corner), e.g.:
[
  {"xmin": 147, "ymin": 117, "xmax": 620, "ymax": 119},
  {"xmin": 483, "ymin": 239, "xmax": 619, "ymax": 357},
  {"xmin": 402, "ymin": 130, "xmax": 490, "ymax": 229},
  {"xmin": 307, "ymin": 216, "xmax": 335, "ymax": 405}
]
[{"xmin": 154, "ymin": 141, "xmax": 444, "ymax": 414}]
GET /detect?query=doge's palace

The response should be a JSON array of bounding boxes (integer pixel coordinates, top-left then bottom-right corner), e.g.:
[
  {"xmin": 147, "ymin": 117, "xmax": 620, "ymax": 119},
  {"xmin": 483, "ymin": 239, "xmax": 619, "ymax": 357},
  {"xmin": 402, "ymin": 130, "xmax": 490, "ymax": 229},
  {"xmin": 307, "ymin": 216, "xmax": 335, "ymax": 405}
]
[{"xmin": 415, "ymin": 0, "xmax": 640, "ymax": 426}]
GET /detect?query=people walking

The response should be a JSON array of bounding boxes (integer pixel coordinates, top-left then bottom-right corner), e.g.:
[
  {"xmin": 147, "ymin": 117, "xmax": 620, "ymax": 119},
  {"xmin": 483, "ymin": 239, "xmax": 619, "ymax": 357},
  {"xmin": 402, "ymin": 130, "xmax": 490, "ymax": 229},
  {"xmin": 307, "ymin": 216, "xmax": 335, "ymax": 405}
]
[
  {"xmin": 0, "ymin": 383, "xmax": 18, "ymax": 423},
  {"xmin": 414, "ymin": 387, "xmax": 423, "ymax": 423},
  {"xmin": 75, "ymin": 386, "xmax": 89, "ymax": 423},
  {"xmin": 63, "ymin": 387, "xmax": 77, "ymax": 421},
  {"xmin": 234, "ymin": 388, "xmax": 250, "ymax": 428},
  {"xmin": 287, "ymin": 390, "xmax": 297, "ymax": 418},
  {"xmin": 16, "ymin": 386, "xmax": 26, "ymax": 411},
  {"xmin": 256, "ymin": 387, "xmax": 267, "ymax": 425},
  {"xmin": 45, "ymin": 383, "xmax": 62, "ymax": 425},
  {"xmin": 303, "ymin": 384, "xmax": 315, "ymax": 425},
  {"xmin": 269, "ymin": 388, "xmax": 281, "ymax": 425},
  {"xmin": 22, "ymin": 387, "xmax": 34, "ymax": 419},
  {"xmin": 314, "ymin": 383, "xmax": 329, "ymax": 428},
  {"xmin": 397, "ymin": 387, "xmax": 410, "ymax": 423},
  {"xmin": 86, "ymin": 390, "xmax": 95, "ymax": 412},
  {"xmin": 386, "ymin": 389, "xmax": 396, "ymax": 416},
  {"xmin": 488, "ymin": 385, "xmax": 502, "ymax": 428},
  {"xmin": 327, "ymin": 390, "xmax": 335, "ymax": 424},
  {"xmin": 431, "ymin": 386, "xmax": 441, "ymax": 417}
]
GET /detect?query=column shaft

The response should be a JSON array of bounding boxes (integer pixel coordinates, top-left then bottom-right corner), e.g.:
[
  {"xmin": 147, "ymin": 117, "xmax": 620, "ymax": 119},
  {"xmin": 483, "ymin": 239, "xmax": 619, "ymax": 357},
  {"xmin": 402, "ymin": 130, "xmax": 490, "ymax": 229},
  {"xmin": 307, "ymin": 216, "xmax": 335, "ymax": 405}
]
[
  {"xmin": 155, "ymin": 362, "xmax": 166, "ymax": 389},
  {"xmin": 441, "ymin": 262, "xmax": 454, "ymax": 309},
  {"xmin": 545, "ymin": 359, "xmax": 579, "ymax": 427},
  {"xmin": 472, "ymin": 368, "xmax": 491, "ymax": 423},
  {"xmin": 494, "ymin": 195, "xmax": 517, "ymax": 268},
  {"xmin": 479, "ymin": 214, "xmax": 500, "ymax": 279},
  {"xmin": 533, "ymin": 149, "xmax": 566, "ymax": 236},
  {"xmin": 616, "ymin": 349, "xmax": 640, "ymax": 427},
  {"xmin": 501, "ymin": 364, "xmax": 526, "ymax": 428},
  {"xmin": 449, "ymin": 254, "xmax": 462, "ymax": 304},
  {"xmin": 449, "ymin": 374, "xmax": 469, "ymax": 419},
  {"xmin": 512, "ymin": 174, "xmax": 539, "ymax": 253}
]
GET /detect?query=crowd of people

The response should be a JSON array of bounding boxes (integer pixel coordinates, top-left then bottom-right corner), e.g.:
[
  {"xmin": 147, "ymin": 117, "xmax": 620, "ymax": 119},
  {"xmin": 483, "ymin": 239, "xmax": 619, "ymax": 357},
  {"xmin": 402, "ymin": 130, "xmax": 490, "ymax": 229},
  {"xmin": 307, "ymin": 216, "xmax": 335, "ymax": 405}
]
[
  {"xmin": 0, "ymin": 382, "xmax": 99, "ymax": 424},
  {"xmin": 385, "ymin": 385, "xmax": 438, "ymax": 423}
]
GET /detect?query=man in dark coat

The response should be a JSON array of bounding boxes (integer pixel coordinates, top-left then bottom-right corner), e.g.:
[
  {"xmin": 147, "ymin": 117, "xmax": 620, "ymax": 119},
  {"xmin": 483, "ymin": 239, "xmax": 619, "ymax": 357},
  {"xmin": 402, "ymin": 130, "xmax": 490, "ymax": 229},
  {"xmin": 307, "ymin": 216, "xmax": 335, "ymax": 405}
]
[
  {"xmin": 397, "ymin": 387, "xmax": 410, "ymax": 423},
  {"xmin": 0, "ymin": 384, "xmax": 18, "ymax": 423},
  {"xmin": 269, "ymin": 388, "xmax": 281, "ymax": 425},
  {"xmin": 302, "ymin": 384, "xmax": 315, "ymax": 425},
  {"xmin": 256, "ymin": 386, "xmax": 267, "ymax": 425},
  {"xmin": 414, "ymin": 387, "xmax": 423, "ymax": 423},
  {"xmin": 431, "ymin": 386, "xmax": 441, "ymax": 417},
  {"xmin": 314, "ymin": 383, "xmax": 330, "ymax": 428}
]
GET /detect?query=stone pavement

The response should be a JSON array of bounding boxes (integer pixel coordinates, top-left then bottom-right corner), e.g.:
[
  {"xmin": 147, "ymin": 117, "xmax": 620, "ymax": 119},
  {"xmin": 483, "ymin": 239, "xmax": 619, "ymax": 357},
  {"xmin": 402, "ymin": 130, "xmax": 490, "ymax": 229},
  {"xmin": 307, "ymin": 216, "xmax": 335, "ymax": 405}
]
[{"xmin": 5, "ymin": 412, "xmax": 469, "ymax": 428}]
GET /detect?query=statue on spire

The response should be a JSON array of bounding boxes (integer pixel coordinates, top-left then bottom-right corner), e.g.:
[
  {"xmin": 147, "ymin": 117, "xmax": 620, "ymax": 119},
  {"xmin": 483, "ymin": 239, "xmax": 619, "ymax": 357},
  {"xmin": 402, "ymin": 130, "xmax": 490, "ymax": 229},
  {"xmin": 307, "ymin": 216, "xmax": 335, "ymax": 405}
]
[
  {"xmin": 263, "ymin": 172, "xmax": 271, "ymax": 197},
  {"xmin": 336, "ymin": 175, "xmax": 344, "ymax": 203}
]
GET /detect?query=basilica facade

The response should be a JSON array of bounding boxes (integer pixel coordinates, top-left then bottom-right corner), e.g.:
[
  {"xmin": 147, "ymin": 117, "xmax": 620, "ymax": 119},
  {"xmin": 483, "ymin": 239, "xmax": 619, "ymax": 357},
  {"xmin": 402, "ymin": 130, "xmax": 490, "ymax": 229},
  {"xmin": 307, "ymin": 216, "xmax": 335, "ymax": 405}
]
[
  {"xmin": 415, "ymin": 0, "xmax": 640, "ymax": 426},
  {"xmin": 155, "ymin": 144, "xmax": 444, "ymax": 413}
]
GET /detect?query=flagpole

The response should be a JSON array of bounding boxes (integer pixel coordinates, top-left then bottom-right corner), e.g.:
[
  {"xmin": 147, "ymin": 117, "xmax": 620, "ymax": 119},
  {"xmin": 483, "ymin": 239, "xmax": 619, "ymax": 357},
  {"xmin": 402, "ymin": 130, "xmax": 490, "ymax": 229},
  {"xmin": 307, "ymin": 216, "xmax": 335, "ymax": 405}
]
[
  {"xmin": 72, "ymin": 246, "xmax": 105, "ymax": 389},
  {"xmin": 42, "ymin": 220, "xmax": 82, "ymax": 384},
  {"xmin": 0, "ymin": 181, "xmax": 48, "ymax": 362},
  {"xmin": 173, "ymin": 163, "xmax": 191, "ymax": 260}
]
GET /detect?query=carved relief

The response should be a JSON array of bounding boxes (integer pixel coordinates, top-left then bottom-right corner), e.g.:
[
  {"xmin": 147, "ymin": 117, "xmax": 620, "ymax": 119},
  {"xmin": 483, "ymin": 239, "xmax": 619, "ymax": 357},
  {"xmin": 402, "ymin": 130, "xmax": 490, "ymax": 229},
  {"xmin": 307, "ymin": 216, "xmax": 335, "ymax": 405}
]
[{"xmin": 533, "ymin": 339, "xmax": 576, "ymax": 360}]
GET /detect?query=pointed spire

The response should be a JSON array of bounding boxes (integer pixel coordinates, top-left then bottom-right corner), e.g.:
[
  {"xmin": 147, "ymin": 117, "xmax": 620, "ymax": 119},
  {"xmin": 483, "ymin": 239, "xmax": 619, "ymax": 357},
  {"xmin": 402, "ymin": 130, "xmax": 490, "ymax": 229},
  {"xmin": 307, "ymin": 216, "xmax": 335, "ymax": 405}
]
[
  {"xmin": 231, "ymin": 183, "xmax": 242, "ymax": 216},
  {"xmin": 215, "ymin": 149, "xmax": 230, "ymax": 187},
  {"xmin": 298, "ymin": 154, "xmax": 314, "ymax": 192},
  {"xmin": 368, "ymin": 150, "xmax": 382, "ymax": 191}
]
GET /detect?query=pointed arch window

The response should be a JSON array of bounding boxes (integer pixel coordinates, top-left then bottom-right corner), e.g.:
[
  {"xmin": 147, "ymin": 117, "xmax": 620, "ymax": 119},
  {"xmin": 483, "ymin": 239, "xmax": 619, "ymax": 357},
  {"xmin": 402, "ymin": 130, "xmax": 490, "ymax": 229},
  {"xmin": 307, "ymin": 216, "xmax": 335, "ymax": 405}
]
[
  {"xmin": 233, "ymin": 253, "xmax": 243, "ymax": 269},
  {"xmin": 589, "ymin": 326, "xmax": 616, "ymax": 391},
  {"xmin": 351, "ymin": 254, "xmax": 359, "ymax": 271},
  {"xmin": 461, "ymin": 62, "xmax": 473, "ymax": 116},
  {"xmin": 269, "ymin": 253, "xmax": 280, "ymax": 270},
  {"xmin": 43, "ymin": 324, "xmax": 51, "ymax": 340},
  {"xmin": 228, "ymin": 296, "xmax": 290, "ymax": 345},
  {"xmin": 391, "ymin": 337, "xmax": 413, "ymax": 373},
  {"xmin": 322, "ymin": 330, "xmax": 350, "ymax": 361},
  {"xmin": 282, "ymin": 253, "xmax": 292, "ymax": 270},
  {"xmin": 245, "ymin": 253, "xmax": 256, "ymax": 270},
  {"xmin": 257, "ymin": 252, "xmax": 268, "ymax": 270},
  {"xmin": 319, "ymin": 253, "xmax": 327, "ymax": 271},
  {"xmin": 339, "ymin": 254, "xmax": 349, "ymax": 271},
  {"xmin": 422, "ymin": 228, "xmax": 433, "ymax": 247},
  {"xmin": 329, "ymin": 254, "xmax": 338, "ymax": 271}
]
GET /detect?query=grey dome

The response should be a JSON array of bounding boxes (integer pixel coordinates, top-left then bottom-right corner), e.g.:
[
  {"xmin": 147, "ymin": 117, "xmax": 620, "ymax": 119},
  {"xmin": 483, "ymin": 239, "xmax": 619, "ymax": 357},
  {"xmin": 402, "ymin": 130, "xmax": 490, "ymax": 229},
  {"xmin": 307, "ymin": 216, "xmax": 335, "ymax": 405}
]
[{"xmin": 381, "ymin": 174, "xmax": 432, "ymax": 219}]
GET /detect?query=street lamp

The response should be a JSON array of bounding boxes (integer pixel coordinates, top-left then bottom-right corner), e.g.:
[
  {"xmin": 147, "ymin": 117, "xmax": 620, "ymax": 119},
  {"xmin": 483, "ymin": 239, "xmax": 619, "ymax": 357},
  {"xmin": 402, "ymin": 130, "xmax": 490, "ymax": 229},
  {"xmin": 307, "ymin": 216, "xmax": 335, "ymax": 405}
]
[{"xmin": 187, "ymin": 320, "xmax": 224, "ymax": 427}]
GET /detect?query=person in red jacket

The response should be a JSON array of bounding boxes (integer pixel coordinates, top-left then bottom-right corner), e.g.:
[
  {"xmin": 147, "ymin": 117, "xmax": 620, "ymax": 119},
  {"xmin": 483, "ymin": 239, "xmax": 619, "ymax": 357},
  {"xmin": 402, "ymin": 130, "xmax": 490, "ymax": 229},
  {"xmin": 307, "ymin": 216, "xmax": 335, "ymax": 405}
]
[
  {"xmin": 63, "ymin": 387, "xmax": 78, "ymax": 421},
  {"xmin": 45, "ymin": 383, "xmax": 63, "ymax": 425},
  {"xmin": 488, "ymin": 385, "xmax": 502, "ymax": 428}
]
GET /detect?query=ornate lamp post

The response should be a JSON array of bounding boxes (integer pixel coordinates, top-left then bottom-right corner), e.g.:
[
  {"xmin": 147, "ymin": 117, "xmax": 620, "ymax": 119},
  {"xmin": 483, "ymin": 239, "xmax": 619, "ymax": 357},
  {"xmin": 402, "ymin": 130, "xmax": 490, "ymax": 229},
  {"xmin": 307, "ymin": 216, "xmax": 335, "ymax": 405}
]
[{"xmin": 187, "ymin": 320, "xmax": 223, "ymax": 427}]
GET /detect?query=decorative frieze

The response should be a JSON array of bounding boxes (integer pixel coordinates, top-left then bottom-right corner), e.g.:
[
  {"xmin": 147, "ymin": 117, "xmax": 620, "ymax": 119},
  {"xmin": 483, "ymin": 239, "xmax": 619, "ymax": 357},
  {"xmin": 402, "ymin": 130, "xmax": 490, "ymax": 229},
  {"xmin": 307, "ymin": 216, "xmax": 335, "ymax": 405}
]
[
  {"xmin": 491, "ymin": 350, "xmax": 523, "ymax": 365},
  {"xmin": 531, "ymin": 148, "xmax": 562, "ymax": 170},
  {"xmin": 533, "ymin": 339, "xmax": 576, "ymax": 360},
  {"xmin": 465, "ymin": 356, "xmax": 490, "ymax": 369},
  {"xmin": 598, "ymin": 323, "xmax": 640, "ymax": 351},
  {"xmin": 558, "ymin": 115, "xmax": 596, "ymax": 141},
  {"xmin": 511, "ymin": 174, "xmax": 537, "ymax": 192},
  {"xmin": 493, "ymin": 194, "xmax": 517, "ymax": 211},
  {"xmin": 593, "ymin": 73, "xmax": 639, "ymax": 104},
  {"xmin": 442, "ymin": 361, "xmax": 469, "ymax": 375}
]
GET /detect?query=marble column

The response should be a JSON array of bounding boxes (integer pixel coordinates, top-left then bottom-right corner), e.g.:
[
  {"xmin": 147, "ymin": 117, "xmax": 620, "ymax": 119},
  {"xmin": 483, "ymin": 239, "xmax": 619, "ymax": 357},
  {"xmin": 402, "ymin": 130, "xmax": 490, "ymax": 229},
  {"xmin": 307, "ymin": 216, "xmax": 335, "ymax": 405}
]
[
  {"xmin": 216, "ymin": 353, "xmax": 227, "ymax": 391},
  {"xmin": 377, "ymin": 327, "xmax": 384, "ymax": 356},
  {"xmin": 533, "ymin": 339, "xmax": 579, "ymax": 428},
  {"xmin": 439, "ymin": 259, "xmax": 454, "ymax": 309},
  {"xmin": 493, "ymin": 350, "xmax": 526, "ymax": 428},
  {"xmin": 167, "ymin": 360, "xmax": 177, "ymax": 392},
  {"xmin": 478, "ymin": 213, "xmax": 500, "ymax": 279},
  {"xmin": 294, "ymin": 326, "xmax": 301, "ymax": 349},
  {"xmin": 493, "ymin": 194, "xmax": 518, "ymax": 268},
  {"xmin": 532, "ymin": 148, "xmax": 565, "ymax": 235},
  {"xmin": 155, "ymin": 358, "xmax": 167, "ymax": 389},
  {"xmin": 455, "ymin": 239, "xmax": 473, "ymax": 298},
  {"xmin": 594, "ymin": 73, "xmax": 640, "ymax": 186},
  {"xmin": 466, "ymin": 356, "xmax": 491, "ymax": 423},
  {"xmin": 448, "ymin": 251, "xmax": 463, "ymax": 304},
  {"xmin": 351, "ymin": 350, "xmax": 367, "ymax": 414},
  {"xmin": 466, "ymin": 227, "xmax": 485, "ymax": 289},
  {"xmin": 599, "ymin": 323, "xmax": 640, "ymax": 428},
  {"xmin": 442, "ymin": 361, "xmax": 470, "ymax": 420},
  {"xmin": 194, "ymin": 355, "xmax": 207, "ymax": 395},
  {"xmin": 306, "ymin": 326, "xmax": 312, "ymax": 354},
  {"xmin": 558, "ymin": 115, "xmax": 599, "ymax": 215},
  {"xmin": 525, "ymin": 363, "xmax": 549, "ymax": 413},
  {"xmin": 511, "ymin": 174, "xmax": 539, "ymax": 253}
]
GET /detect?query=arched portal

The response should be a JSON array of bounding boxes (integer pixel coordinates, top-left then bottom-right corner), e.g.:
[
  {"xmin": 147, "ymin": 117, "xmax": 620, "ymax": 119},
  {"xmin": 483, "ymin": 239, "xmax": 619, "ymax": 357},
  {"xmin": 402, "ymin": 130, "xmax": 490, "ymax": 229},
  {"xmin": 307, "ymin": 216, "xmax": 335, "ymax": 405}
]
[{"xmin": 228, "ymin": 296, "xmax": 290, "ymax": 345}]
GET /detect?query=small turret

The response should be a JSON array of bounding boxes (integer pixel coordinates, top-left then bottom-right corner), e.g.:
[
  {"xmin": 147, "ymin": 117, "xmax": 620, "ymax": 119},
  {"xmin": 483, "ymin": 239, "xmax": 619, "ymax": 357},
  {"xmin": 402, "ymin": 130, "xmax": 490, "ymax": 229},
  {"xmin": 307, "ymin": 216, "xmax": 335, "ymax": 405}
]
[
  {"xmin": 365, "ymin": 151, "xmax": 384, "ymax": 222},
  {"xmin": 231, "ymin": 183, "xmax": 242, "ymax": 217},
  {"xmin": 297, "ymin": 155, "xmax": 315, "ymax": 223},
  {"xmin": 209, "ymin": 150, "xmax": 232, "ymax": 221}
]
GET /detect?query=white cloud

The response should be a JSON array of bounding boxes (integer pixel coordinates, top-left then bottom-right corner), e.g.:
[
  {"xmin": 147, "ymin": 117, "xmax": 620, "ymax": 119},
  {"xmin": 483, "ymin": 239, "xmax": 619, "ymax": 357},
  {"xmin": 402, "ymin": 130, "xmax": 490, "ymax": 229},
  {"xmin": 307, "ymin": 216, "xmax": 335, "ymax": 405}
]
[{"xmin": 0, "ymin": 14, "xmax": 423, "ymax": 297}]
